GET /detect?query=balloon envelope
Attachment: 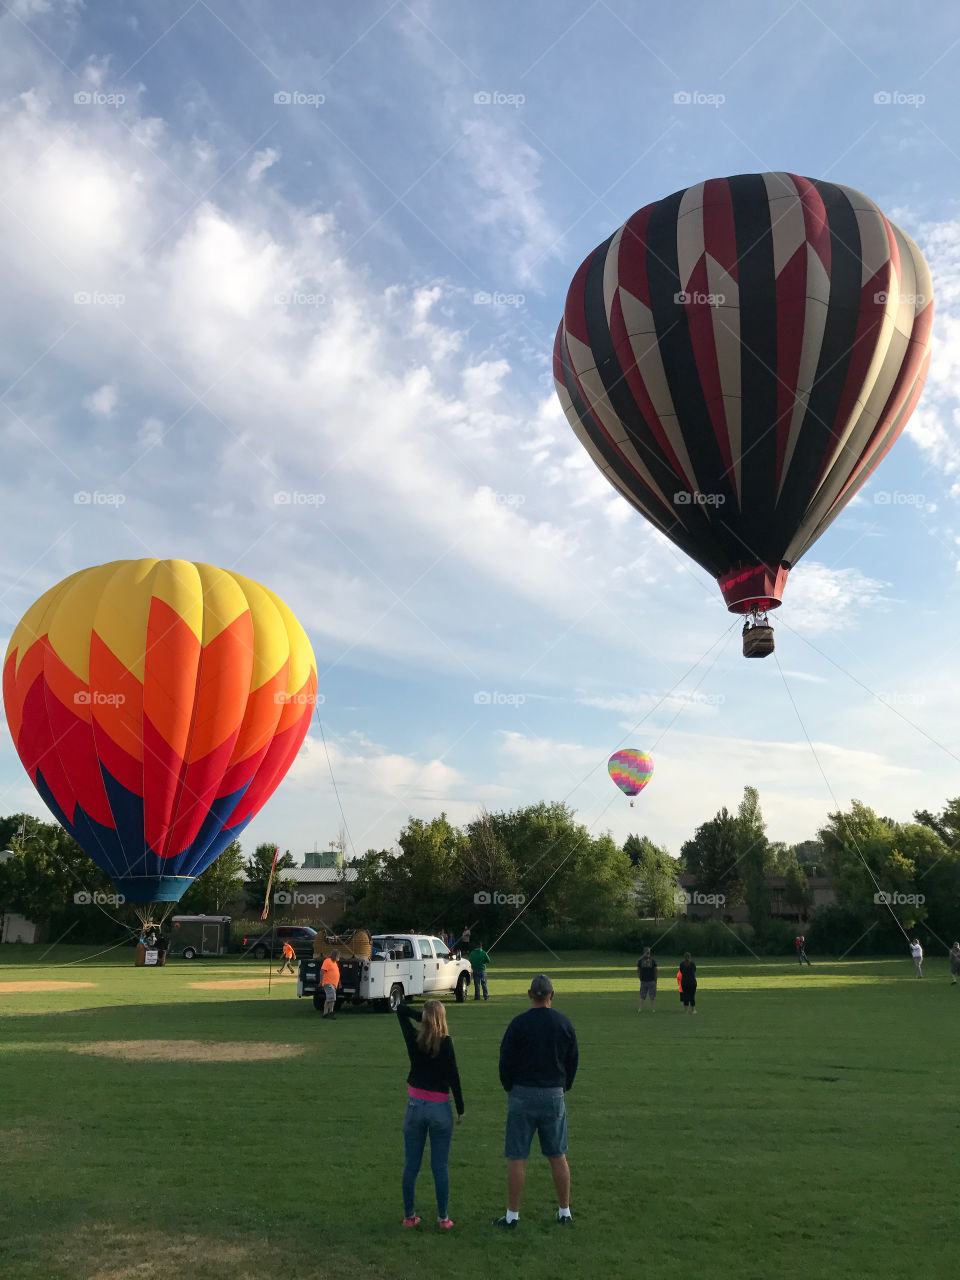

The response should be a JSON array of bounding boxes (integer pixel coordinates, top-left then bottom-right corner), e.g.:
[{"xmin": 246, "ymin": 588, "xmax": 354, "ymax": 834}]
[
  {"xmin": 3, "ymin": 559, "xmax": 317, "ymax": 903},
  {"xmin": 608, "ymin": 749, "xmax": 654, "ymax": 797},
  {"xmin": 555, "ymin": 172, "xmax": 934, "ymax": 613}
]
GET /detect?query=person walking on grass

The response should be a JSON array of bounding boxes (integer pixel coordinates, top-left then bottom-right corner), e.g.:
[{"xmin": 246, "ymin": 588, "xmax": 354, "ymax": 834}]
[
  {"xmin": 637, "ymin": 947, "xmax": 658, "ymax": 1013},
  {"xmin": 795, "ymin": 935, "xmax": 812, "ymax": 966},
  {"xmin": 949, "ymin": 942, "xmax": 960, "ymax": 985},
  {"xmin": 470, "ymin": 941, "xmax": 491, "ymax": 1000},
  {"xmin": 494, "ymin": 974, "xmax": 578, "ymax": 1229},
  {"xmin": 397, "ymin": 999, "xmax": 464, "ymax": 1230},
  {"xmin": 679, "ymin": 952, "xmax": 698, "ymax": 1014},
  {"xmin": 319, "ymin": 949, "xmax": 340, "ymax": 1018},
  {"xmin": 909, "ymin": 939, "xmax": 923, "ymax": 978},
  {"xmin": 277, "ymin": 939, "xmax": 297, "ymax": 975}
]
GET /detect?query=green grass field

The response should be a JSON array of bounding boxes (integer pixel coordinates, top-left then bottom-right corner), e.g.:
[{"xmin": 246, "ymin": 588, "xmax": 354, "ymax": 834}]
[{"xmin": 0, "ymin": 946, "xmax": 954, "ymax": 1280}]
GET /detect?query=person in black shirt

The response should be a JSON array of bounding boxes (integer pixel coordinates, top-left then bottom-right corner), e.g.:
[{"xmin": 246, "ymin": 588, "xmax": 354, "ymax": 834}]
[
  {"xmin": 494, "ymin": 974, "xmax": 578, "ymax": 1229},
  {"xmin": 679, "ymin": 952, "xmax": 697, "ymax": 1014},
  {"xmin": 637, "ymin": 947, "xmax": 658, "ymax": 1013},
  {"xmin": 397, "ymin": 1000, "xmax": 464, "ymax": 1229}
]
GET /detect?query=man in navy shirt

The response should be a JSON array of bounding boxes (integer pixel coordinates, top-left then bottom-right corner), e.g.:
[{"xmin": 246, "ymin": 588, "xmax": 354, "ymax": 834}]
[{"xmin": 493, "ymin": 974, "xmax": 578, "ymax": 1228}]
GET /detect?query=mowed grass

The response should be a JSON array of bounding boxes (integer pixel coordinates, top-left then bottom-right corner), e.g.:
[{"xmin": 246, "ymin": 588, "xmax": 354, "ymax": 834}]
[{"xmin": 1, "ymin": 946, "xmax": 956, "ymax": 1280}]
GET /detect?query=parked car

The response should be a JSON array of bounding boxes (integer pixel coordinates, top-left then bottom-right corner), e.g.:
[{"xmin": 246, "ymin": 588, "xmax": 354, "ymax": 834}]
[{"xmin": 241, "ymin": 924, "xmax": 318, "ymax": 960}]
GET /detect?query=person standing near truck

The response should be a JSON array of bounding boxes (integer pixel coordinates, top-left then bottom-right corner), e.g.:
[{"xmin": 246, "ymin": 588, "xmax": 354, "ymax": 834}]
[
  {"xmin": 320, "ymin": 949, "xmax": 341, "ymax": 1018},
  {"xmin": 470, "ymin": 943, "xmax": 491, "ymax": 1001},
  {"xmin": 397, "ymin": 999, "xmax": 464, "ymax": 1230}
]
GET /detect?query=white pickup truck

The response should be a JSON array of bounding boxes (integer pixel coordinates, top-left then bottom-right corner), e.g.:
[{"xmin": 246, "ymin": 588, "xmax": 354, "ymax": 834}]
[{"xmin": 298, "ymin": 933, "xmax": 473, "ymax": 1012}]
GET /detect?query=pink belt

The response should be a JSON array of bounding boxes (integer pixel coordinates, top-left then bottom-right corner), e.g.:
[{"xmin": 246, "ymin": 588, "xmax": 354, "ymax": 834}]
[{"xmin": 408, "ymin": 1085, "xmax": 448, "ymax": 1102}]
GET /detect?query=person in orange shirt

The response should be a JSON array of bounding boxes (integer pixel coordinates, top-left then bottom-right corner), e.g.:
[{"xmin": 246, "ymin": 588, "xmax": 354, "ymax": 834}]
[
  {"xmin": 320, "ymin": 950, "xmax": 341, "ymax": 1019},
  {"xmin": 277, "ymin": 940, "xmax": 297, "ymax": 975}
]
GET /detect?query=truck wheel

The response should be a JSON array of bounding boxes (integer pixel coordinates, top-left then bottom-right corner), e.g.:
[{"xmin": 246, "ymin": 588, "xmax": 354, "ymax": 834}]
[
  {"xmin": 183, "ymin": 947, "xmax": 197, "ymax": 961},
  {"xmin": 253, "ymin": 944, "xmax": 268, "ymax": 960},
  {"xmin": 455, "ymin": 972, "xmax": 469, "ymax": 1003},
  {"xmin": 389, "ymin": 983, "xmax": 404, "ymax": 1012}
]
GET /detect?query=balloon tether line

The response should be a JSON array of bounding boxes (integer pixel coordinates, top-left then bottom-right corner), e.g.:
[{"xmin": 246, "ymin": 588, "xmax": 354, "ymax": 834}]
[
  {"xmin": 774, "ymin": 653, "xmax": 912, "ymax": 946},
  {"xmin": 313, "ymin": 705, "xmax": 357, "ymax": 862}
]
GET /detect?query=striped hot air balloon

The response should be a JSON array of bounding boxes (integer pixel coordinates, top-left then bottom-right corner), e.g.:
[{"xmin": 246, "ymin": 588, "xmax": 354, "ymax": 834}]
[
  {"xmin": 554, "ymin": 172, "xmax": 933, "ymax": 645},
  {"xmin": 608, "ymin": 749, "xmax": 654, "ymax": 805},
  {"xmin": 3, "ymin": 559, "xmax": 317, "ymax": 906}
]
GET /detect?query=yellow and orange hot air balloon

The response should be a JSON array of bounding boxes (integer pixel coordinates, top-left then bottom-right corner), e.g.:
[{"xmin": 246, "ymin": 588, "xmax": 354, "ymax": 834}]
[{"xmin": 3, "ymin": 559, "xmax": 317, "ymax": 910}]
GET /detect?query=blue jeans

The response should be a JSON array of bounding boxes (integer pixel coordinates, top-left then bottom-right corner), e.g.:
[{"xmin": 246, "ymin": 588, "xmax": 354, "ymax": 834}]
[
  {"xmin": 473, "ymin": 968, "xmax": 488, "ymax": 999},
  {"xmin": 402, "ymin": 1096, "xmax": 453, "ymax": 1218},
  {"xmin": 504, "ymin": 1085, "xmax": 567, "ymax": 1159}
]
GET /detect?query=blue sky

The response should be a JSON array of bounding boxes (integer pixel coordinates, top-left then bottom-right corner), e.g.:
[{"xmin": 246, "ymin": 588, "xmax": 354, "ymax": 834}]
[{"xmin": 1, "ymin": 0, "xmax": 960, "ymax": 866}]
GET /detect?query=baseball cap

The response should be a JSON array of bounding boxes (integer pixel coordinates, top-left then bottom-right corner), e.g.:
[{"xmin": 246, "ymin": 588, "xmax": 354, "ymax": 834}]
[{"xmin": 529, "ymin": 974, "xmax": 554, "ymax": 998}]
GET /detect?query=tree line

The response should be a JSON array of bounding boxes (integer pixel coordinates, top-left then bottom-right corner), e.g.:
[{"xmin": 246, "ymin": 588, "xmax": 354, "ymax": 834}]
[{"xmin": 2, "ymin": 789, "xmax": 959, "ymax": 952}]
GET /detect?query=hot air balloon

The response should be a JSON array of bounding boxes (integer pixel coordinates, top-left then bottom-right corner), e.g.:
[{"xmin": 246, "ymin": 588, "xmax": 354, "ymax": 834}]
[
  {"xmin": 554, "ymin": 173, "xmax": 934, "ymax": 656},
  {"xmin": 608, "ymin": 749, "xmax": 654, "ymax": 806},
  {"xmin": 3, "ymin": 559, "xmax": 317, "ymax": 924}
]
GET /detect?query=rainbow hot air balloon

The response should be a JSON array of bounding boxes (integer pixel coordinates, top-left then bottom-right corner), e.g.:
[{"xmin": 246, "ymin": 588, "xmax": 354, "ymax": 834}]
[
  {"xmin": 3, "ymin": 559, "xmax": 317, "ymax": 914},
  {"xmin": 554, "ymin": 173, "xmax": 934, "ymax": 656},
  {"xmin": 608, "ymin": 749, "xmax": 654, "ymax": 806}
]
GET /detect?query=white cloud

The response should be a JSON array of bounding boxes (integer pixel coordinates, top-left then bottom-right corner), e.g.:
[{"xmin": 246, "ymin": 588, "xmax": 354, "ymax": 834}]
[
  {"xmin": 247, "ymin": 148, "xmax": 279, "ymax": 183},
  {"xmin": 782, "ymin": 562, "xmax": 888, "ymax": 634},
  {"xmin": 459, "ymin": 119, "xmax": 565, "ymax": 285},
  {"xmin": 82, "ymin": 384, "xmax": 117, "ymax": 416}
]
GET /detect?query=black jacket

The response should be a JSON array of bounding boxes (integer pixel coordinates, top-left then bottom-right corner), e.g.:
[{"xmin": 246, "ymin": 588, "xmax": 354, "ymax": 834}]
[
  {"xmin": 397, "ymin": 1004, "xmax": 464, "ymax": 1114},
  {"xmin": 499, "ymin": 1005, "xmax": 578, "ymax": 1092}
]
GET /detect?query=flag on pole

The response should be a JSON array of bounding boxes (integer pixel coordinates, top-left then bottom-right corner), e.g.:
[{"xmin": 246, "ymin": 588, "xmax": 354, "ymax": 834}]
[{"xmin": 261, "ymin": 846, "xmax": 280, "ymax": 921}]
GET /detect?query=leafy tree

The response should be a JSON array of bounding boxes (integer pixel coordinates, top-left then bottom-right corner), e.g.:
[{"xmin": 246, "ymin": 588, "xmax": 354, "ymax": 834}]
[
  {"xmin": 784, "ymin": 860, "xmax": 811, "ymax": 918},
  {"xmin": 738, "ymin": 786, "xmax": 771, "ymax": 936},
  {"xmin": 794, "ymin": 839, "xmax": 825, "ymax": 874},
  {"xmin": 625, "ymin": 835, "xmax": 678, "ymax": 919},
  {"xmin": 915, "ymin": 798, "xmax": 960, "ymax": 850},
  {"xmin": 177, "ymin": 839, "xmax": 245, "ymax": 914},
  {"xmin": 680, "ymin": 807, "xmax": 743, "ymax": 904},
  {"xmin": 489, "ymin": 802, "xmax": 633, "ymax": 934},
  {"xmin": 818, "ymin": 803, "xmax": 938, "ymax": 931},
  {"xmin": 0, "ymin": 814, "xmax": 131, "ymax": 942}
]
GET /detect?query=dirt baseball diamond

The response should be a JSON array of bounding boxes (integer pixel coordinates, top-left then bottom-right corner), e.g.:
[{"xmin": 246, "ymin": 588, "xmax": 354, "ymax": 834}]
[
  {"xmin": 69, "ymin": 1040, "xmax": 304, "ymax": 1062},
  {"xmin": 0, "ymin": 981, "xmax": 97, "ymax": 993}
]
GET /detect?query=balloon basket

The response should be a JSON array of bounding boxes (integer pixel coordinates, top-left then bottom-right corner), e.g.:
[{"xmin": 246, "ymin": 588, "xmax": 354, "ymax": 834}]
[
  {"xmin": 134, "ymin": 942, "xmax": 167, "ymax": 968},
  {"xmin": 742, "ymin": 624, "xmax": 775, "ymax": 658}
]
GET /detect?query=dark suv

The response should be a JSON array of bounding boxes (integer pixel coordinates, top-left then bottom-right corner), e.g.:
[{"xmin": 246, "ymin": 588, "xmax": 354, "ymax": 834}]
[{"xmin": 241, "ymin": 925, "xmax": 318, "ymax": 960}]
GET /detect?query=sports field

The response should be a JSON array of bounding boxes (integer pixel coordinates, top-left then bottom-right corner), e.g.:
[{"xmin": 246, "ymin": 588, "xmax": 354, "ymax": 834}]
[{"xmin": 0, "ymin": 946, "xmax": 953, "ymax": 1280}]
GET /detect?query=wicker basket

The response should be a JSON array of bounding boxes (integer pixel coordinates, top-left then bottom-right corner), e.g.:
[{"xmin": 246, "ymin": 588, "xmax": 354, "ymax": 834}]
[
  {"xmin": 313, "ymin": 928, "xmax": 372, "ymax": 960},
  {"xmin": 743, "ymin": 625, "xmax": 775, "ymax": 658}
]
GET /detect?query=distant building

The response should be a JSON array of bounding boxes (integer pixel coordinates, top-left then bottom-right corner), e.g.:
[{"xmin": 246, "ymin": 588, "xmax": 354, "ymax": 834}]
[
  {"xmin": 303, "ymin": 850, "xmax": 341, "ymax": 869},
  {"xmin": 232, "ymin": 865, "xmax": 358, "ymax": 927},
  {"xmin": 1, "ymin": 913, "xmax": 41, "ymax": 943}
]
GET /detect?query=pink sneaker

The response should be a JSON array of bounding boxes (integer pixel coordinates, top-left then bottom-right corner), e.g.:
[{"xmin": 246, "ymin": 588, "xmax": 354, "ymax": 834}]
[
  {"xmin": 401, "ymin": 1216, "xmax": 421, "ymax": 1227},
  {"xmin": 437, "ymin": 1218, "xmax": 454, "ymax": 1229}
]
